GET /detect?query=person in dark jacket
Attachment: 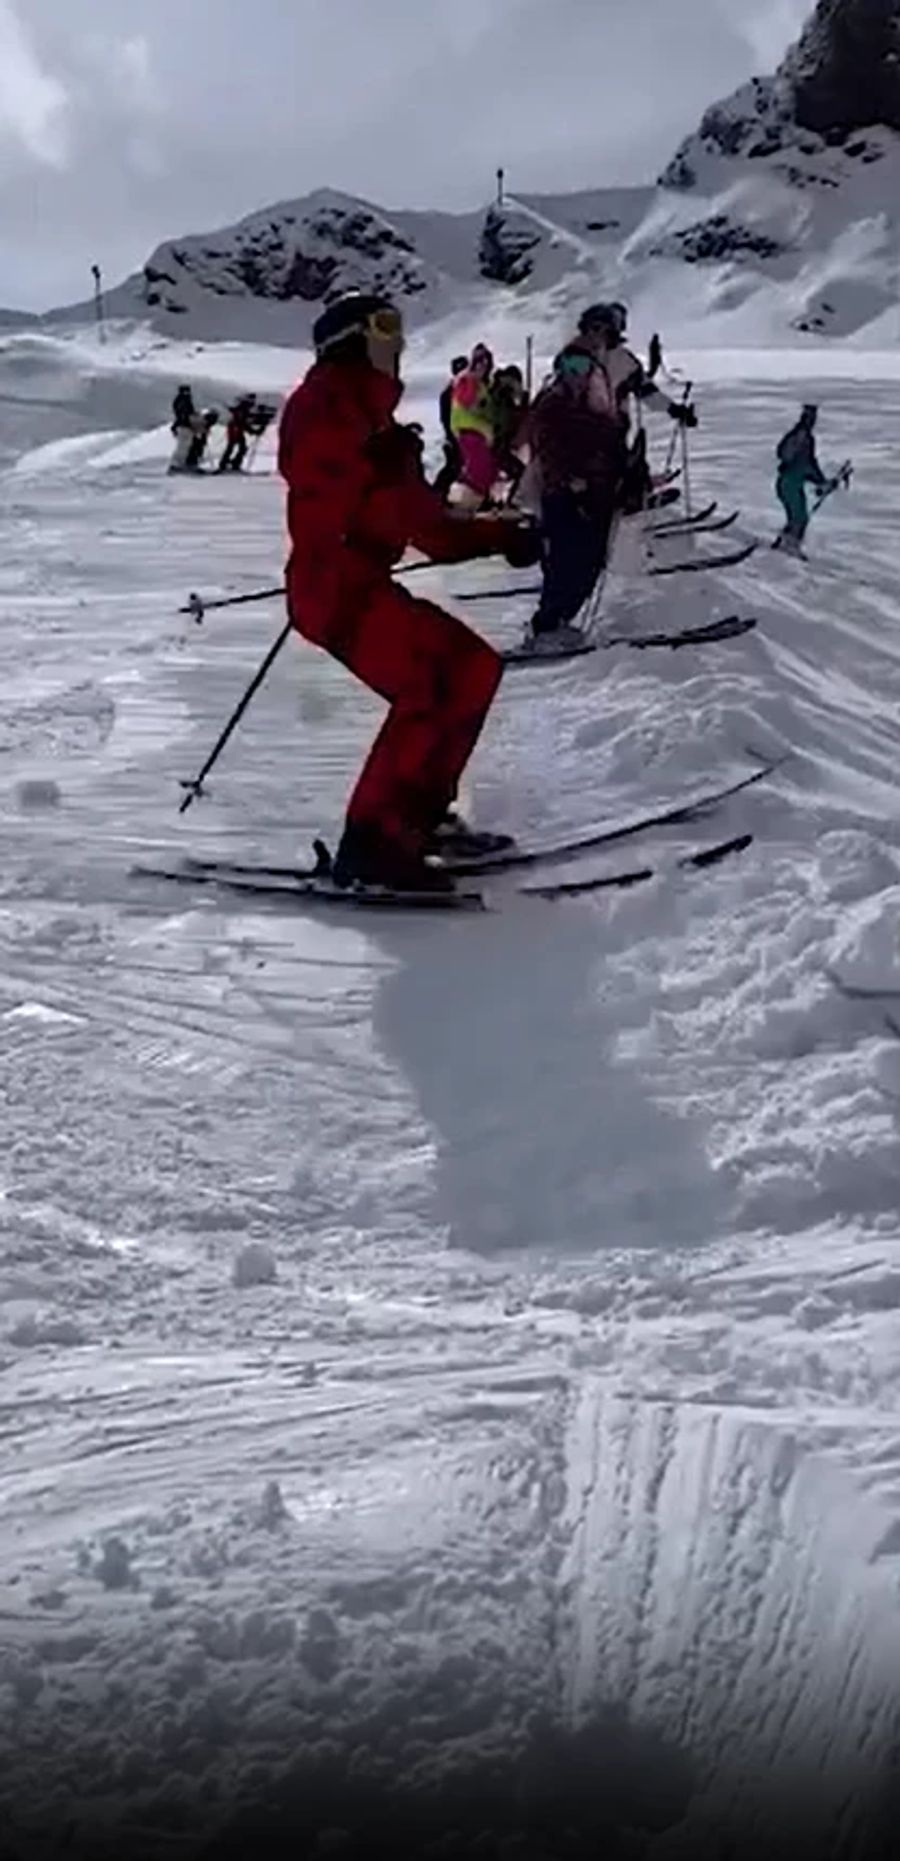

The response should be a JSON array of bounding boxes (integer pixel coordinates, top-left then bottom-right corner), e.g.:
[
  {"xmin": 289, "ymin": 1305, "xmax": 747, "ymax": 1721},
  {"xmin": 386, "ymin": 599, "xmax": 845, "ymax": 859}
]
[
  {"xmin": 774, "ymin": 405, "xmax": 834, "ymax": 556},
  {"xmin": 219, "ymin": 395, "xmax": 256, "ymax": 472},
  {"xmin": 277, "ymin": 293, "xmax": 540, "ymax": 894},
  {"xmin": 433, "ymin": 356, "xmax": 468, "ymax": 500},
  {"xmin": 521, "ymin": 340, "xmax": 626, "ymax": 649}
]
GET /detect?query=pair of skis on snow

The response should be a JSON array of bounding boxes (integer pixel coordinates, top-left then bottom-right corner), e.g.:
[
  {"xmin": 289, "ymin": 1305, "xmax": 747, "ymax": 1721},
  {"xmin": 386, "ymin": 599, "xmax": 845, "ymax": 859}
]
[{"xmin": 136, "ymin": 760, "xmax": 777, "ymax": 914}]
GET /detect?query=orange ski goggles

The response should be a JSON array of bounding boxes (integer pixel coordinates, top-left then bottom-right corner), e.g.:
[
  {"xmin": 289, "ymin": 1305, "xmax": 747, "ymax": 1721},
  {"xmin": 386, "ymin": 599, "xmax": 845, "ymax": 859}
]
[{"xmin": 367, "ymin": 306, "xmax": 404, "ymax": 341}]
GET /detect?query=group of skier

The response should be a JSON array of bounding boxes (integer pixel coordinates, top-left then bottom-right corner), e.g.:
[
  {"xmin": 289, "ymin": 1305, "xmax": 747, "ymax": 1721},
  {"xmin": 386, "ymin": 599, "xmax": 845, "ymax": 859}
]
[
  {"xmin": 274, "ymin": 286, "xmax": 845, "ymax": 901},
  {"xmin": 435, "ymin": 348, "xmax": 530, "ymax": 507},
  {"xmin": 429, "ymin": 305, "xmax": 698, "ymax": 653},
  {"xmin": 276, "ymin": 289, "xmax": 701, "ymax": 897},
  {"xmin": 169, "ymin": 387, "xmax": 275, "ymax": 476}
]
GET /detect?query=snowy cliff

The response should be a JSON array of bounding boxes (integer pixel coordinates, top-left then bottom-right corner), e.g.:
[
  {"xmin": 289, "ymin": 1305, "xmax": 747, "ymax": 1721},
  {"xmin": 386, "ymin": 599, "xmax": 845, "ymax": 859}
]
[{"xmin": 650, "ymin": 0, "xmax": 900, "ymax": 337}]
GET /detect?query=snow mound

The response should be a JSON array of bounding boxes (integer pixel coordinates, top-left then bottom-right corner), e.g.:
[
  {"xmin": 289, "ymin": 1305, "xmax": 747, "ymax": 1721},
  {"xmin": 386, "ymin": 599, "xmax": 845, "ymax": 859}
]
[{"xmin": 829, "ymin": 886, "xmax": 900, "ymax": 995}]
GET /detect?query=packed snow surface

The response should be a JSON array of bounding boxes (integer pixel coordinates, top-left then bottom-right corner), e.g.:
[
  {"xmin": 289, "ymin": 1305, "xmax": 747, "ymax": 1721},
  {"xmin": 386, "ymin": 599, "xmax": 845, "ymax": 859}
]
[{"xmin": 2, "ymin": 325, "xmax": 900, "ymax": 1857}]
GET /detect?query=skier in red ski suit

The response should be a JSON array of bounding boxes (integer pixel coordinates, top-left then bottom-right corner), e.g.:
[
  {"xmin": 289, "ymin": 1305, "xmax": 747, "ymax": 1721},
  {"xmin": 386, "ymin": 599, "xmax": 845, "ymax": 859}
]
[{"xmin": 278, "ymin": 292, "xmax": 540, "ymax": 893}]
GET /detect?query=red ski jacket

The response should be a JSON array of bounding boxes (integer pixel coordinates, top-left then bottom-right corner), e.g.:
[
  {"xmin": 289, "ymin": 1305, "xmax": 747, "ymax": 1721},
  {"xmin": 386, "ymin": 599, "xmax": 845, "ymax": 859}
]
[{"xmin": 278, "ymin": 359, "xmax": 515, "ymax": 642}]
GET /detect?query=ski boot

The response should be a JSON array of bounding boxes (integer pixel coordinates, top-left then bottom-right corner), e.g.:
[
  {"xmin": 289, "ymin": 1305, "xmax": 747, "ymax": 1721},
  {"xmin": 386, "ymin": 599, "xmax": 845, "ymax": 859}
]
[
  {"xmin": 521, "ymin": 624, "xmax": 588, "ymax": 659},
  {"xmin": 329, "ymin": 821, "xmax": 456, "ymax": 896},
  {"xmin": 427, "ymin": 809, "xmax": 516, "ymax": 863}
]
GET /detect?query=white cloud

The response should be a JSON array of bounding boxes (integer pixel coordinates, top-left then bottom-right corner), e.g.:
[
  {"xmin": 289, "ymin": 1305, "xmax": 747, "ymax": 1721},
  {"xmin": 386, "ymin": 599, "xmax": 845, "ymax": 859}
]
[
  {"xmin": 717, "ymin": 0, "xmax": 811, "ymax": 71},
  {"xmin": 0, "ymin": 0, "xmax": 68, "ymax": 165}
]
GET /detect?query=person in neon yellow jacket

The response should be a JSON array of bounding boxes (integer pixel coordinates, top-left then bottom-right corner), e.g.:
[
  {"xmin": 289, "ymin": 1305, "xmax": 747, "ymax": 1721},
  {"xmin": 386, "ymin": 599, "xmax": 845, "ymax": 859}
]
[{"xmin": 450, "ymin": 343, "xmax": 498, "ymax": 503}]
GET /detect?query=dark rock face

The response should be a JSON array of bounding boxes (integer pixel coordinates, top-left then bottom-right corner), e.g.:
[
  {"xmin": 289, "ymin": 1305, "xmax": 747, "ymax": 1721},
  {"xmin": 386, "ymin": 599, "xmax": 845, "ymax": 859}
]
[
  {"xmin": 478, "ymin": 208, "xmax": 540, "ymax": 286},
  {"xmin": 660, "ymin": 0, "xmax": 900, "ymax": 187},
  {"xmin": 648, "ymin": 215, "xmax": 784, "ymax": 264},
  {"xmin": 659, "ymin": 78, "xmax": 798, "ymax": 186},
  {"xmin": 139, "ymin": 202, "xmax": 428, "ymax": 317},
  {"xmin": 782, "ymin": 0, "xmax": 900, "ymax": 140}
]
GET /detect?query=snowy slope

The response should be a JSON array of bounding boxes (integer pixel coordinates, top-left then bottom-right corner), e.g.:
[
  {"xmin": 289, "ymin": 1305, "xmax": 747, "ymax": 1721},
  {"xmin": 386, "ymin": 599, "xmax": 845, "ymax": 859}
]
[
  {"xmin": 0, "ymin": 327, "xmax": 306, "ymax": 475},
  {"xmin": 2, "ymin": 327, "xmax": 900, "ymax": 1854}
]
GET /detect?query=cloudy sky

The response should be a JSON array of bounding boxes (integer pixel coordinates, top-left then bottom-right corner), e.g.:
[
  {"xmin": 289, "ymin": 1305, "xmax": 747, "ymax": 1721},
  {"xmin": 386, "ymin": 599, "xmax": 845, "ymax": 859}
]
[{"xmin": 1, "ymin": 0, "xmax": 811, "ymax": 310}]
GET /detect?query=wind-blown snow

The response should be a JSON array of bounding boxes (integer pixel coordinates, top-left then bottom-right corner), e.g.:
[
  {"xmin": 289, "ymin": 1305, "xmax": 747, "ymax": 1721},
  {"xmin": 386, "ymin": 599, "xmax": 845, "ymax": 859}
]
[{"xmin": 2, "ymin": 326, "xmax": 900, "ymax": 1857}]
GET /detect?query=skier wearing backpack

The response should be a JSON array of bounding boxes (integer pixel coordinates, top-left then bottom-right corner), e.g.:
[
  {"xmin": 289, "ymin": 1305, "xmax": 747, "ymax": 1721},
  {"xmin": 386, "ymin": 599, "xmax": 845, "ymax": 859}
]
[
  {"xmin": 774, "ymin": 405, "xmax": 835, "ymax": 557},
  {"xmin": 520, "ymin": 304, "xmax": 698, "ymax": 650},
  {"xmin": 278, "ymin": 292, "xmax": 541, "ymax": 895}
]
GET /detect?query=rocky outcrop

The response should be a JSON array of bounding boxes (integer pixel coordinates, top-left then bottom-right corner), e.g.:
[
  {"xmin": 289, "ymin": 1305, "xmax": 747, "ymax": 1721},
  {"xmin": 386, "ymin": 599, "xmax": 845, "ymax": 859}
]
[
  {"xmin": 783, "ymin": 0, "xmax": 900, "ymax": 140},
  {"xmin": 648, "ymin": 214, "xmax": 784, "ymax": 264},
  {"xmin": 478, "ymin": 207, "xmax": 540, "ymax": 286},
  {"xmin": 139, "ymin": 198, "xmax": 428, "ymax": 319},
  {"xmin": 661, "ymin": 0, "xmax": 900, "ymax": 187}
]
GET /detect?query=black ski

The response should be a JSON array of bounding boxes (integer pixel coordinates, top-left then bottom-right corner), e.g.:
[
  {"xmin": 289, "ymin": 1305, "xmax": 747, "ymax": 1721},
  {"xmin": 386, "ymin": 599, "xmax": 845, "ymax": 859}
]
[
  {"xmin": 649, "ymin": 510, "xmax": 738, "ymax": 540},
  {"xmin": 649, "ymin": 541, "xmax": 757, "ymax": 578},
  {"xmin": 607, "ymin": 614, "xmax": 756, "ymax": 650},
  {"xmin": 503, "ymin": 614, "xmax": 757, "ymax": 666},
  {"xmin": 443, "ymin": 761, "xmax": 775, "ymax": 873},
  {"xmin": 458, "ymin": 536, "xmax": 753, "ymax": 607},
  {"xmin": 524, "ymin": 833, "xmax": 752, "ymax": 898},
  {"xmin": 134, "ymin": 860, "xmax": 487, "ymax": 912},
  {"xmin": 135, "ymin": 835, "xmax": 752, "ymax": 914},
  {"xmin": 648, "ymin": 500, "xmax": 717, "ymax": 533},
  {"xmin": 172, "ymin": 760, "xmax": 778, "ymax": 891}
]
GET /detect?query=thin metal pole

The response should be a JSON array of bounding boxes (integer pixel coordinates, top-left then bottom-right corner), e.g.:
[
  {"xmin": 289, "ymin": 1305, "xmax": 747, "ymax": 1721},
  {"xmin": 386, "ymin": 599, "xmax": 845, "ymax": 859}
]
[
  {"xmin": 91, "ymin": 264, "xmax": 106, "ymax": 344},
  {"xmin": 178, "ymin": 621, "xmax": 292, "ymax": 812}
]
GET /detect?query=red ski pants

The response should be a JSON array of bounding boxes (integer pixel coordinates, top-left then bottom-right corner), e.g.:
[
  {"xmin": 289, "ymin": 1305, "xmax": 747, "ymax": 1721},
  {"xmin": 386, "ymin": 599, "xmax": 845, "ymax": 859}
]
[{"xmin": 315, "ymin": 579, "xmax": 502, "ymax": 853}]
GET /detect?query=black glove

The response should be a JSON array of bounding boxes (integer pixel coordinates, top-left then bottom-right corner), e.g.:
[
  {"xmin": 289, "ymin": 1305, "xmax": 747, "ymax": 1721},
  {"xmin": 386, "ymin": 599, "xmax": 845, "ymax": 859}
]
[
  {"xmin": 363, "ymin": 424, "xmax": 423, "ymax": 478},
  {"xmin": 669, "ymin": 402, "xmax": 698, "ymax": 429},
  {"xmin": 502, "ymin": 521, "xmax": 542, "ymax": 569}
]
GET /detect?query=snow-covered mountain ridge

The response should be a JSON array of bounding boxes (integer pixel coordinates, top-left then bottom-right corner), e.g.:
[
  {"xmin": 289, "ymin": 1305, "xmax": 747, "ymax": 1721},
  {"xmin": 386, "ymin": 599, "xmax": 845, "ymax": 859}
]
[{"xmin": 5, "ymin": 0, "xmax": 899, "ymax": 350}]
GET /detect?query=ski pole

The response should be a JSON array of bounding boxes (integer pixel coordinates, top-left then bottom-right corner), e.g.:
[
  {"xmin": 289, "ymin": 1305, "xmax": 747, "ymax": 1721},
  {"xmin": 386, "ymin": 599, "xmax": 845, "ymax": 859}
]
[
  {"xmin": 182, "ymin": 559, "xmax": 436, "ymax": 622},
  {"xmin": 680, "ymin": 399, "xmax": 693, "ymax": 522},
  {"xmin": 180, "ymin": 585, "xmax": 284, "ymax": 624},
  {"xmin": 811, "ymin": 458, "xmax": 853, "ymax": 519},
  {"xmin": 178, "ymin": 619, "xmax": 293, "ymax": 813}
]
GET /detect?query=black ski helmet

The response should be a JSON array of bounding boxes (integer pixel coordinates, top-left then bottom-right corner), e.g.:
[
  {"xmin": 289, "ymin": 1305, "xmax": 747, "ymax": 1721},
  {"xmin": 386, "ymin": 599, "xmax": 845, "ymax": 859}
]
[
  {"xmin": 312, "ymin": 291, "xmax": 400, "ymax": 357},
  {"xmin": 578, "ymin": 302, "xmax": 624, "ymax": 342}
]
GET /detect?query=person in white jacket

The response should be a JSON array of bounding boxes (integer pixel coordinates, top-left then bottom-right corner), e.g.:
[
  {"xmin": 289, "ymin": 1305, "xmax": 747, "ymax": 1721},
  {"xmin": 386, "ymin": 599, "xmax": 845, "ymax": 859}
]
[
  {"xmin": 575, "ymin": 302, "xmax": 696, "ymax": 432},
  {"xmin": 574, "ymin": 302, "xmax": 697, "ymax": 515}
]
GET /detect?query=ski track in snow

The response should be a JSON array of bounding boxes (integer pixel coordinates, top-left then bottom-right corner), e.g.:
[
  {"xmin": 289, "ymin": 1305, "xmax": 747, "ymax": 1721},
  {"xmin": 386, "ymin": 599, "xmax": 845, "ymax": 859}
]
[{"xmin": 2, "ymin": 360, "xmax": 900, "ymax": 1853}]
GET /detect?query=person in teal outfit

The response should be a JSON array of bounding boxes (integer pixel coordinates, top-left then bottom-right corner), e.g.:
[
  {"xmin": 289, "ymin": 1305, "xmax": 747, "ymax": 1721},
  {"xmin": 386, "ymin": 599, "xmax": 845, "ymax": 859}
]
[{"xmin": 774, "ymin": 404, "xmax": 834, "ymax": 556}]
